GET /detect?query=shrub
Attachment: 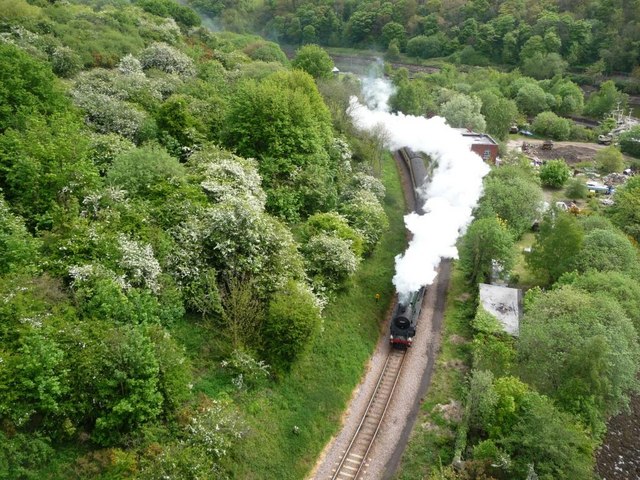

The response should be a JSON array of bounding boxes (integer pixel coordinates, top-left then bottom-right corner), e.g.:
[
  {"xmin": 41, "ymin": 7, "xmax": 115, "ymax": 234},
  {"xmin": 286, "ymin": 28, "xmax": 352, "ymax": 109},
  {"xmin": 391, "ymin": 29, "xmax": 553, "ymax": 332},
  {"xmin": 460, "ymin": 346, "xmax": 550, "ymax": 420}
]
[
  {"xmin": 565, "ymin": 177, "xmax": 588, "ymax": 199},
  {"xmin": 139, "ymin": 42, "xmax": 195, "ymax": 76},
  {"xmin": 532, "ymin": 111, "xmax": 572, "ymax": 140},
  {"xmin": 107, "ymin": 144, "xmax": 186, "ymax": 198},
  {"xmin": 618, "ymin": 125, "xmax": 640, "ymax": 158},
  {"xmin": 261, "ymin": 280, "xmax": 321, "ymax": 371},
  {"xmin": 339, "ymin": 190, "xmax": 388, "ymax": 253},
  {"xmin": 539, "ymin": 159, "xmax": 571, "ymax": 188},
  {"xmin": 291, "ymin": 44, "xmax": 334, "ymax": 79},
  {"xmin": 596, "ymin": 146, "xmax": 624, "ymax": 173},
  {"xmin": 303, "ymin": 233, "xmax": 360, "ymax": 290}
]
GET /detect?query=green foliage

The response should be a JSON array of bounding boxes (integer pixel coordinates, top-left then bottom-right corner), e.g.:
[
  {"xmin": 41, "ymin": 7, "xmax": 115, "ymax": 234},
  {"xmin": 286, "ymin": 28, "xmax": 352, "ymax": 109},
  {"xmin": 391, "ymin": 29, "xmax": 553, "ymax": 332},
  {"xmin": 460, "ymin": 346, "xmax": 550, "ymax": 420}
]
[
  {"xmin": 146, "ymin": 324, "xmax": 192, "ymax": 412},
  {"xmin": 479, "ymin": 92, "xmax": 519, "ymax": 141},
  {"xmin": 262, "ymin": 280, "xmax": 321, "ymax": 372},
  {"xmin": 618, "ymin": 125, "xmax": 640, "ymax": 158},
  {"xmin": 609, "ymin": 175, "xmax": 640, "ymax": 242},
  {"xmin": 301, "ymin": 211, "xmax": 364, "ymax": 258},
  {"xmin": 526, "ymin": 211, "xmax": 584, "ymax": 285},
  {"xmin": 472, "ymin": 307, "xmax": 503, "ymax": 334},
  {"xmin": 565, "ymin": 177, "xmax": 588, "ymax": 199},
  {"xmin": 532, "ymin": 111, "xmax": 572, "ymax": 140},
  {"xmin": 0, "ymin": 43, "xmax": 68, "ymax": 133},
  {"xmin": 303, "ymin": 233, "xmax": 359, "ymax": 291},
  {"xmin": 518, "ymin": 286, "xmax": 640, "ymax": 434},
  {"xmin": 221, "ymin": 349, "xmax": 270, "ymax": 391},
  {"xmin": 135, "ymin": 0, "xmax": 201, "ymax": 28},
  {"xmin": 549, "ymin": 78, "xmax": 584, "ymax": 116},
  {"xmin": 522, "ymin": 52, "xmax": 567, "ymax": 79},
  {"xmin": 406, "ymin": 34, "xmax": 450, "ymax": 59},
  {"xmin": 67, "ymin": 322, "xmax": 164, "ymax": 446},
  {"xmin": 466, "ymin": 373, "xmax": 595, "ymax": 479},
  {"xmin": 0, "ymin": 432, "xmax": 54, "ymax": 480},
  {"xmin": 574, "ymin": 228, "xmax": 640, "ymax": 276},
  {"xmin": 539, "ymin": 159, "xmax": 571, "ymax": 187},
  {"xmin": 472, "ymin": 334, "xmax": 515, "ymax": 378},
  {"xmin": 155, "ymin": 94, "xmax": 203, "ymax": 149},
  {"xmin": 476, "ymin": 164, "xmax": 543, "ymax": 238},
  {"xmin": 0, "ymin": 112, "xmax": 100, "ymax": 224},
  {"xmin": 515, "ymin": 83, "xmax": 549, "ymax": 117},
  {"xmin": 243, "ymin": 41, "xmax": 288, "ymax": 64},
  {"xmin": 568, "ymin": 271, "xmax": 640, "ymax": 334},
  {"xmin": 291, "ymin": 44, "xmax": 334, "ymax": 79},
  {"xmin": 339, "ymin": 190, "xmax": 389, "ymax": 254},
  {"xmin": 382, "ymin": 22, "xmax": 406, "ymax": 50},
  {"xmin": 439, "ymin": 93, "xmax": 486, "ymax": 132},
  {"xmin": 224, "ymin": 71, "xmax": 334, "ymax": 218},
  {"xmin": 584, "ymin": 80, "xmax": 627, "ymax": 119},
  {"xmin": 0, "ymin": 195, "xmax": 40, "ymax": 274},
  {"xmin": 107, "ymin": 144, "xmax": 186, "ymax": 198},
  {"xmin": 499, "ymin": 389, "xmax": 595, "ymax": 479},
  {"xmin": 184, "ymin": 268, "xmax": 225, "ymax": 320},
  {"xmin": 458, "ymin": 216, "xmax": 515, "ymax": 286}
]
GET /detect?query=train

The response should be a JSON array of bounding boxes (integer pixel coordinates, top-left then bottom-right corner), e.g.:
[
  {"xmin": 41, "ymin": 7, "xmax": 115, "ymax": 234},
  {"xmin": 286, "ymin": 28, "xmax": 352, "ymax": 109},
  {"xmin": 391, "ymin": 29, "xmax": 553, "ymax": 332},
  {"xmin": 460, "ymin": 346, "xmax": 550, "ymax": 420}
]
[
  {"xmin": 390, "ymin": 147, "xmax": 430, "ymax": 348},
  {"xmin": 389, "ymin": 286, "xmax": 426, "ymax": 347}
]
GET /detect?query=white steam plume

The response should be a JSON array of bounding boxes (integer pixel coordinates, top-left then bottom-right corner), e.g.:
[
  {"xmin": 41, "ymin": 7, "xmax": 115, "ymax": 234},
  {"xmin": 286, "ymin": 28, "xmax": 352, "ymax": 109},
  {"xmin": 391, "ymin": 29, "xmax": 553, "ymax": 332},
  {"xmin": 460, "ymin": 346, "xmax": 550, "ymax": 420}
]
[{"xmin": 349, "ymin": 78, "xmax": 490, "ymax": 303}]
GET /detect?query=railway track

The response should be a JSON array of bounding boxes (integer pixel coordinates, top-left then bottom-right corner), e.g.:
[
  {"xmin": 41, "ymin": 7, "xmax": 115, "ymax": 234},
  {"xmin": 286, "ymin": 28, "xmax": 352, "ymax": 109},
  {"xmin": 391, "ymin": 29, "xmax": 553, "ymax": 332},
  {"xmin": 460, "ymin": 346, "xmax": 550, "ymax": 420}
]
[{"xmin": 330, "ymin": 348, "xmax": 407, "ymax": 480}]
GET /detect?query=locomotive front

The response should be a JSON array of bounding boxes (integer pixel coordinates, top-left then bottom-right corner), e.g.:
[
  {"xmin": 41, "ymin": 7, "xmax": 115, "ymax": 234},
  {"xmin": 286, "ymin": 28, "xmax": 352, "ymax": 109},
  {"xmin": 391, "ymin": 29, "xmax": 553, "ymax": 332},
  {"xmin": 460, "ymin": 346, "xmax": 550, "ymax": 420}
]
[{"xmin": 389, "ymin": 287, "xmax": 425, "ymax": 348}]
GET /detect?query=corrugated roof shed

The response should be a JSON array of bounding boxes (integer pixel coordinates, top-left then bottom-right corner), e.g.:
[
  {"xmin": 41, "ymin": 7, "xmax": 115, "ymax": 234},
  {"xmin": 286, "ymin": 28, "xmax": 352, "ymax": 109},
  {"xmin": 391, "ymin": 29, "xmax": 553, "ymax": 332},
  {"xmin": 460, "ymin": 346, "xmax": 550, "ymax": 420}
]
[{"xmin": 479, "ymin": 283, "xmax": 522, "ymax": 336}]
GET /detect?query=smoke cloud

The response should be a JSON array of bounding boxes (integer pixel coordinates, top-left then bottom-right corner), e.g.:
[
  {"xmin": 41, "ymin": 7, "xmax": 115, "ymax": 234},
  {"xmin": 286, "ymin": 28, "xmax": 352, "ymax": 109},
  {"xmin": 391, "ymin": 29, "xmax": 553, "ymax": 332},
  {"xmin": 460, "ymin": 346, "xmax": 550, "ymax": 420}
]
[{"xmin": 349, "ymin": 78, "xmax": 490, "ymax": 303}]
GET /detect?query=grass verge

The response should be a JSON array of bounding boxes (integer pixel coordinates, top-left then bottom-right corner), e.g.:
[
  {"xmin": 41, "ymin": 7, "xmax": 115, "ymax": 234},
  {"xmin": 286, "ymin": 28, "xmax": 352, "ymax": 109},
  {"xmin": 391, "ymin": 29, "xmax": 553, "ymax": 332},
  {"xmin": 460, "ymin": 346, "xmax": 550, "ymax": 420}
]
[
  {"xmin": 394, "ymin": 264, "xmax": 474, "ymax": 480},
  {"xmin": 228, "ymin": 152, "xmax": 406, "ymax": 479},
  {"xmin": 177, "ymin": 152, "xmax": 408, "ymax": 479}
]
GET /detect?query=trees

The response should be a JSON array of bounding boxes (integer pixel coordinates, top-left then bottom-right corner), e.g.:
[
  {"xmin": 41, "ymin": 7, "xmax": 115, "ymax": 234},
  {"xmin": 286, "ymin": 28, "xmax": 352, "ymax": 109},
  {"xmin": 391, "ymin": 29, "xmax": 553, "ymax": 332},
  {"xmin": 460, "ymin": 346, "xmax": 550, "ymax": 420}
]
[
  {"xmin": 567, "ymin": 271, "xmax": 640, "ymax": 333},
  {"xmin": 406, "ymin": 34, "xmax": 450, "ymax": 59},
  {"xmin": 107, "ymin": 144, "xmax": 186, "ymax": 198},
  {"xmin": 584, "ymin": 80, "xmax": 627, "ymax": 119},
  {"xmin": 515, "ymin": 82, "xmax": 549, "ymax": 116},
  {"xmin": 479, "ymin": 92, "xmax": 519, "ymax": 140},
  {"xmin": 225, "ymin": 71, "xmax": 332, "ymax": 160},
  {"xmin": 382, "ymin": 22, "xmax": 406, "ymax": 50},
  {"xmin": 302, "ymin": 233, "xmax": 359, "ymax": 290},
  {"xmin": 526, "ymin": 211, "xmax": 583, "ymax": 285},
  {"xmin": 0, "ymin": 43, "xmax": 69, "ymax": 133},
  {"xmin": 439, "ymin": 93, "xmax": 486, "ymax": 132},
  {"xmin": 458, "ymin": 216, "xmax": 515, "ymax": 286},
  {"xmin": 465, "ymin": 373, "xmax": 595, "ymax": 479},
  {"xmin": 539, "ymin": 159, "xmax": 571, "ymax": 188},
  {"xmin": 532, "ymin": 111, "xmax": 572, "ymax": 140},
  {"xmin": 291, "ymin": 44, "xmax": 334, "ymax": 79},
  {"xmin": 261, "ymin": 280, "xmax": 321, "ymax": 371},
  {"xmin": 0, "ymin": 195, "xmax": 40, "ymax": 275},
  {"xmin": 339, "ymin": 190, "xmax": 389, "ymax": 254},
  {"xmin": 549, "ymin": 78, "xmax": 584, "ymax": 116},
  {"xmin": 595, "ymin": 146, "xmax": 624, "ymax": 173},
  {"xmin": 476, "ymin": 164, "xmax": 543, "ymax": 237},
  {"xmin": 517, "ymin": 286, "xmax": 640, "ymax": 434},
  {"xmin": 618, "ymin": 125, "xmax": 640, "ymax": 158},
  {"xmin": 609, "ymin": 175, "xmax": 640, "ymax": 242},
  {"xmin": 574, "ymin": 228, "xmax": 640, "ymax": 276},
  {"xmin": 522, "ymin": 52, "xmax": 568, "ymax": 79}
]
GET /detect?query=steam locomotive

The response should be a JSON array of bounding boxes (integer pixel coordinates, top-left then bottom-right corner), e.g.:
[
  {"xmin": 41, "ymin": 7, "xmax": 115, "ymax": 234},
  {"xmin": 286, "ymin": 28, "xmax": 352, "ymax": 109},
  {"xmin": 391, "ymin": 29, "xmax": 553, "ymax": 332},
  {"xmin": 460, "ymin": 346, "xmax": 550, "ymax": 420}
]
[
  {"xmin": 390, "ymin": 287, "xmax": 426, "ymax": 347},
  {"xmin": 390, "ymin": 148, "xmax": 430, "ymax": 348}
]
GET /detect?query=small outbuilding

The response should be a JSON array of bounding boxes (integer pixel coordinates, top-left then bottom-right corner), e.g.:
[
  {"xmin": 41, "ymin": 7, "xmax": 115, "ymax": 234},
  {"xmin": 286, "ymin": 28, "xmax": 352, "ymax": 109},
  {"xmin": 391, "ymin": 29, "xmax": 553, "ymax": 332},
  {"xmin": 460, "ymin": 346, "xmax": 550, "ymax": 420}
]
[
  {"xmin": 456, "ymin": 128, "xmax": 500, "ymax": 164},
  {"xmin": 478, "ymin": 283, "xmax": 522, "ymax": 336}
]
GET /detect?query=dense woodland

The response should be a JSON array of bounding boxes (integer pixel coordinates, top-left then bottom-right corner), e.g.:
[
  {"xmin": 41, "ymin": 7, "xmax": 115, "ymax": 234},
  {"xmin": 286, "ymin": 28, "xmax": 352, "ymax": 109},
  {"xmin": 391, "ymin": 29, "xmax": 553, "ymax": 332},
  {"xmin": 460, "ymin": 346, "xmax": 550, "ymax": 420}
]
[
  {"xmin": 0, "ymin": 1, "xmax": 394, "ymax": 477},
  {"xmin": 189, "ymin": 0, "xmax": 640, "ymax": 81},
  {"xmin": 2, "ymin": 0, "xmax": 640, "ymax": 479}
]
